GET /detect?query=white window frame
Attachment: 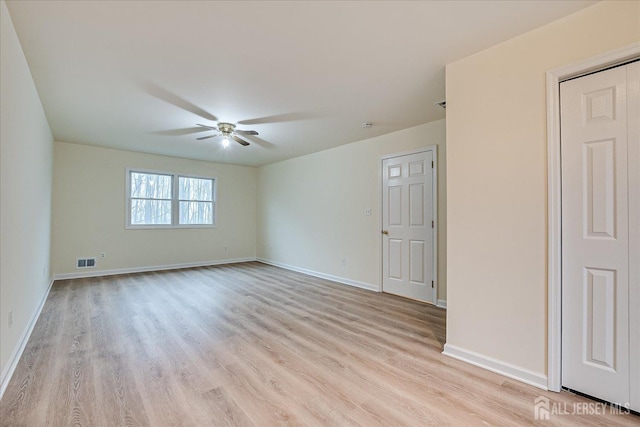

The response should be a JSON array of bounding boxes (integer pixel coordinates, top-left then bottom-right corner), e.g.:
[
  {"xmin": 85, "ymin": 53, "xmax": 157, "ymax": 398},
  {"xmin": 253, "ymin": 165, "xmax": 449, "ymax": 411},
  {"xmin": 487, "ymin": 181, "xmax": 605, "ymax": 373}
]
[{"xmin": 125, "ymin": 168, "xmax": 217, "ymax": 229}]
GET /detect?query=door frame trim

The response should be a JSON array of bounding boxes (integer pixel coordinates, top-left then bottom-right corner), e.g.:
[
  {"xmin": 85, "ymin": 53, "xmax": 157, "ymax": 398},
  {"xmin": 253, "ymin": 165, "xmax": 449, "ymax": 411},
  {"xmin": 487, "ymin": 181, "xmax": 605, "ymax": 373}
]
[
  {"xmin": 379, "ymin": 146, "xmax": 438, "ymax": 304},
  {"xmin": 546, "ymin": 42, "xmax": 640, "ymax": 392}
]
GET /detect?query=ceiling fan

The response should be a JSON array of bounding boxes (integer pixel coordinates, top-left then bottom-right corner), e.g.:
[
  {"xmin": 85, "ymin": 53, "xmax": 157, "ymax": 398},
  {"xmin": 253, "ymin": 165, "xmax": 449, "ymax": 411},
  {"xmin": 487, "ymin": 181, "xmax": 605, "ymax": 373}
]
[
  {"xmin": 195, "ymin": 122, "xmax": 258, "ymax": 147},
  {"xmin": 144, "ymin": 83, "xmax": 316, "ymax": 150}
]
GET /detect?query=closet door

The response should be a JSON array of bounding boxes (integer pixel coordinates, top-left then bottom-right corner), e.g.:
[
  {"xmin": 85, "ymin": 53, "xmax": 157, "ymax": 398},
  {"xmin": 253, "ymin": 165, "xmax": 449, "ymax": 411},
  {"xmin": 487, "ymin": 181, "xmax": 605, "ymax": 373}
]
[
  {"xmin": 627, "ymin": 61, "xmax": 639, "ymax": 412},
  {"xmin": 561, "ymin": 62, "xmax": 638, "ymax": 408}
]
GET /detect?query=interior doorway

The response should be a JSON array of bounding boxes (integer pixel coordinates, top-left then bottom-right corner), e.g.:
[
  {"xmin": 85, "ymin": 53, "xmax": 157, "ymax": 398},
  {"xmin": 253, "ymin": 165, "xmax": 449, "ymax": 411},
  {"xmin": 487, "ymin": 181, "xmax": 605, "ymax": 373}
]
[
  {"xmin": 559, "ymin": 60, "xmax": 639, "ymax": 410},
  {"xmin": 546, "ymin": 43, "xmax": 640, "ymax": 397}
]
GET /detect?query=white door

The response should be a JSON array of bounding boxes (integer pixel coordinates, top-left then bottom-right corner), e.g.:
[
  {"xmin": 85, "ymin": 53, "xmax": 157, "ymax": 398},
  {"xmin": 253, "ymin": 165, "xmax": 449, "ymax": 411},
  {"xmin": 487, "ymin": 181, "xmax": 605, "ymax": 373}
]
[
  {"xmin": 382, "ymin": 150, "xmax": 435, "ymax": 303},
  {"xmin": 561, "ymin": 61, "xmax": 639, "ymax": 410},
  {"xmin": 628, "ymin": 61, "xmax": 640, "ymax": 414}
]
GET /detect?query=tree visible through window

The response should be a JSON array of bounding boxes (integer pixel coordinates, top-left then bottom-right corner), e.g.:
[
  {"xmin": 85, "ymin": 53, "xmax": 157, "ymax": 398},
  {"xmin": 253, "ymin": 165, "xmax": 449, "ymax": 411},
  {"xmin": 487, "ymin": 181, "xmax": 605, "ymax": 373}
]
[{"xmin": 127, "ymin": 170, "xmax": 215, "ymax": 227}]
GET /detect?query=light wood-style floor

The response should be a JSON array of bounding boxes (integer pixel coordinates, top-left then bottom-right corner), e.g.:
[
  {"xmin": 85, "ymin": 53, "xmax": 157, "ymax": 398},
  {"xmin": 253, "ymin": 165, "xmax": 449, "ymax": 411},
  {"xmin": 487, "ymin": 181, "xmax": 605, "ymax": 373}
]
[{"xmin": 1, "ymin": 262, "xmax": 637, "ymax": 426}]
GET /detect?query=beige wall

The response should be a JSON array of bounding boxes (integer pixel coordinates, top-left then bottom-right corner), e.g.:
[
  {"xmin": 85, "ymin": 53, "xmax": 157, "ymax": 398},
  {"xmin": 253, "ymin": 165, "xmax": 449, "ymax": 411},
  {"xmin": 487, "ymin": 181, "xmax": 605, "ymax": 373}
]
[
  {"xmin": 445, "ymin": 1, "xmax": 640, "ymax": 376},
  {"xmin": 0, "ymin": 0, "xmax": 54, "ymax": 379},
  {"xmin": 257, "ymin": 119, "xmax": 447, "ymax": 300},
  {"xmin": 51, "ymin": 142, "xmax": 257, "ymax": 275}
]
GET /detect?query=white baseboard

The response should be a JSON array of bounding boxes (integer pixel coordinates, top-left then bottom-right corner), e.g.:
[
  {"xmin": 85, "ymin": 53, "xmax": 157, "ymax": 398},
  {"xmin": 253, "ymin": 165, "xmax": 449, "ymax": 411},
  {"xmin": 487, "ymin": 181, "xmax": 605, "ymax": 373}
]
[
  {"xmin": 52, "ymin": 257, "xmax": 257, "ymax": 280},
  {"xmin": 442, "ymin": 343, "xmax": 547, "ymax": 390},
  {"xmin": 257, "ymin": 258, "xmax": 379, "ymax": 292},
  {"xmin": 437, "ymin": 299, "xmax": 447, "ymax": 309},
  {"xmin": 0, "ymin": 277, "xmax": 55, "ymax": 401}
]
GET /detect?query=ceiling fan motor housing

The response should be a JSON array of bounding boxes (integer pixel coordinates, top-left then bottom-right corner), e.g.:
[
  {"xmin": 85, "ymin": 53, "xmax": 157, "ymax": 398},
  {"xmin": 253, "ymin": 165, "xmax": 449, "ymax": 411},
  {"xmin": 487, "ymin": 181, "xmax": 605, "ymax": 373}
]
[{"xmin": 218, "ymin": 122, "xmax": 236, "ymax": 136}]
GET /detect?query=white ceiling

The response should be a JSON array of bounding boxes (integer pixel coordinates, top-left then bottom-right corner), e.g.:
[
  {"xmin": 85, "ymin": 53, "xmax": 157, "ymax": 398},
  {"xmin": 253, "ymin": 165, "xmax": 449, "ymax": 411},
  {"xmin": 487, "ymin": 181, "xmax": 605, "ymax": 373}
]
[{"xmin": 6, "ymin": 0, "xmax": 596, "ymax": 167}]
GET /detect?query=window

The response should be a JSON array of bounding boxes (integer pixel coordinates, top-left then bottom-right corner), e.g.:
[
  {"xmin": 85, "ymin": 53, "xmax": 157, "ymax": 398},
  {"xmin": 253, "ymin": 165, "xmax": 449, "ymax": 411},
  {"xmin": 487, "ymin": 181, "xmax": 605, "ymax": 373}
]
[
  {"xmin": 126, "ymin": 169, "xmax": 215, "ymax": 228},
  {"xmin": 129, "ymin": 172, "xmax": 173, "ymax": 225},
  {"xmin": 178, "ymin": 176, "xmax": 213, "ymax": 225}
]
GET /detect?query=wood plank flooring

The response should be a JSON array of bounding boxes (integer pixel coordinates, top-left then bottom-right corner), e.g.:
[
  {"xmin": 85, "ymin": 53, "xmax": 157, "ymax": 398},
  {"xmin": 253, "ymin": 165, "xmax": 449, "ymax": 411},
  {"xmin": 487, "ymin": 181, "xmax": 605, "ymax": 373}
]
[{"xmin": 0, "ymin": 262, "xmax": 638, "ymax": 426}]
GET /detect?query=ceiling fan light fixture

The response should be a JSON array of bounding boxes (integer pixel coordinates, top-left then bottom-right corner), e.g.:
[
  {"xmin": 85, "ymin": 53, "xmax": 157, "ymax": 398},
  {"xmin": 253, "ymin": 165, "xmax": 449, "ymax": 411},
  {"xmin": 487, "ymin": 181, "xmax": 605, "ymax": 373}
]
[
  {"xmin": 219, "ymin": 122, "xmax": 235, "ymax": 148},
  {"xmin": 194, "ymin": 121, "xmax": 256, "ymax": 147}
]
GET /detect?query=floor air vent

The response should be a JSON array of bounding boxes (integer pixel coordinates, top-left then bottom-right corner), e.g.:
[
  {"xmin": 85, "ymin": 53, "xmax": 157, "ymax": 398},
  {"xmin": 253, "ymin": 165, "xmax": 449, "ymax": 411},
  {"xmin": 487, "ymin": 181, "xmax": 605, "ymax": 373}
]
[{"xmin": 77, "ymin": 258, "xmax": 96, "ymax": 268}]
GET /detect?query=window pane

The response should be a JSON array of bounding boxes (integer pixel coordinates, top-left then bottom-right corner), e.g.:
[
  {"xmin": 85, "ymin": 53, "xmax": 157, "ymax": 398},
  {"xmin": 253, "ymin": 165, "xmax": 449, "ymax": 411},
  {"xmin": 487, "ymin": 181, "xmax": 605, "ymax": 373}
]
[
  {"xmin": 179, "ymin": 201, "xmax": 213, "ymax": 225},
  {"xmin": 179, "ymin": 177, "xmax": 212, "ymax": 201},
  {"xmin": 130, "ymin": 199, "xmax": 172, "ymax": 225},
  {"xmin": 130, "ymin": 172, "xmax": 172, "ymax": 199}
]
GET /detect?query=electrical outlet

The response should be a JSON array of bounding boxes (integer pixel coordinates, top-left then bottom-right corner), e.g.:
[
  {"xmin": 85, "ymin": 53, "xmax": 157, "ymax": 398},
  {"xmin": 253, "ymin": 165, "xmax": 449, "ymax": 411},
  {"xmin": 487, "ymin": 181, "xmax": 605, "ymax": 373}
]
[
  {"xmin": 364, "ymin": 208, "xmax": 371, "ymax": 216},
  {"xmin": 8, "ymin": 310, "xmax": 12, "ymax": 328},
  {"xmin": 100, "ymin": 252, "xmax": 106, "ymax": 259}
]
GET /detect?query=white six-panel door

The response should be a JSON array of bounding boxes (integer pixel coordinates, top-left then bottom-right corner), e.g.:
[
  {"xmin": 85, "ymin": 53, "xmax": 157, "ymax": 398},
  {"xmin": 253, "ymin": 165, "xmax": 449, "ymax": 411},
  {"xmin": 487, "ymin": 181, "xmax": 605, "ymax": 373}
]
[
  {"xmin": 561, "ymin": 61, "xmax": 639, "ymax": 410},
  {"xmin": 628, "ymin": 61, "xmax": 639, "ymax": 413},
  {"xmin": 382, "ymin": 150, "xmax": 435, "ymax": 304}
]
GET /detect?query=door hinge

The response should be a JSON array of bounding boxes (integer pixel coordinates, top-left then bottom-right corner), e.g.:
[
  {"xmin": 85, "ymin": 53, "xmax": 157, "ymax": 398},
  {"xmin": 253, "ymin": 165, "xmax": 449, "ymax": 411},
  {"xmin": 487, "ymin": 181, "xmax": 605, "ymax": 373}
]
[
  {"xmin": 431, "ymin": 281, "xmax": 434, "ymax": 288},
  {"xmin": 431, "ymin": 220, "xmax": 434, "ymax": 228},
  {"xmin": 432, "ymin": 161, "xmax": 434, "ymax": 168}
]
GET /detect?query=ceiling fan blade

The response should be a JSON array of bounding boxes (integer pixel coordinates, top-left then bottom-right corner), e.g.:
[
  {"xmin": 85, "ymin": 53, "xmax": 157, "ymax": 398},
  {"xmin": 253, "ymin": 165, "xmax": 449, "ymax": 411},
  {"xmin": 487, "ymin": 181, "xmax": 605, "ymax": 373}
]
[
  {"xmin": 197, "ymin": 123, "xmax": 217, "ymax": 130},
  {"xmin": 196, "ymin": 135, "xmax": 219, "ymax": 141},
  {"xmin": 236, "ymin": 130, "xmax": 259, "ymax": 136},
  {"xmin": 238, "ymin": 112, "xmax": 316, "ymax": 125},
  {"xmin": 232, "ymin": 135, "xmax": 250, "ymax": 146},
  {"xmin": 142, "ymin": 82, "xmax": 218, "ymax": 122},
  {"xmin": 153, "ymin": 127, "xmax": 208, "ymax": 136},
  {"xmin": 238, "ymin": 134, "xmax": 275, "ymax": 149}
]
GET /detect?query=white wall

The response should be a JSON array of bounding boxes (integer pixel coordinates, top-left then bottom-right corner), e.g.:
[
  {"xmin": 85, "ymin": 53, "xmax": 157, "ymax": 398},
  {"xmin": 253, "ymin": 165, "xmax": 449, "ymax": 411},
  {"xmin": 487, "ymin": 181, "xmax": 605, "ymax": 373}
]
[
  {"xmin": 51, "ymin": 142, "xmax": 257, "ymax": 276},
  {"xmin": 445, "ymin": 0, "xmax": 639, "ymax": 379},
  {"xmin": 0, "ymin": 0, "xmax": 54, "ymax": 381},
  {"xmin": 257, "ymin": 119, "xmax": 446, "ymax": 300}
]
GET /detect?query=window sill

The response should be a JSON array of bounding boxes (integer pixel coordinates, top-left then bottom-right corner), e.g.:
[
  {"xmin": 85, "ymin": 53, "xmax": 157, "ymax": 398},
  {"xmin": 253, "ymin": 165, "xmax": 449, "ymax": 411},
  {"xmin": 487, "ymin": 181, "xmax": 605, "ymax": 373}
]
[{"xmin": 125, "ymin": 224, "xmax": 217, "ymax": 230}]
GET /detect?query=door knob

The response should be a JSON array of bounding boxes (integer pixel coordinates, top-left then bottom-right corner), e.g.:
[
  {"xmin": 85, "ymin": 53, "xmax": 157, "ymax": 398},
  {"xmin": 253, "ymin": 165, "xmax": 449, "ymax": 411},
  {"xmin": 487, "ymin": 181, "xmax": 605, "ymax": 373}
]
[{"xmin": 381, "ymin": 230, "xmax": 389, "ymax": 235}]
